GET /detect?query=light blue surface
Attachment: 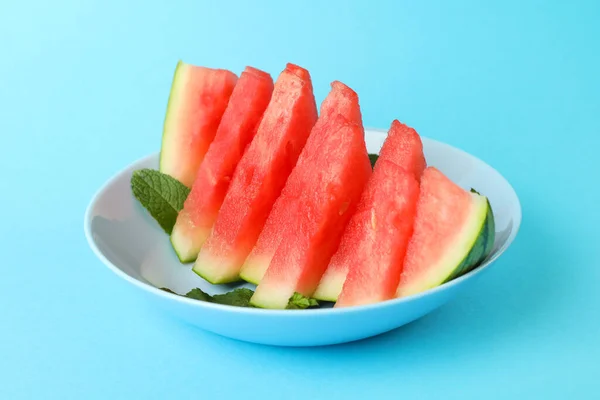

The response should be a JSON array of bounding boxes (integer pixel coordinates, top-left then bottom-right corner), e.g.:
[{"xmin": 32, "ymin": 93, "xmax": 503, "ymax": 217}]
[{"xmin": 1, "ymin": 0, "xmax": 598, "ymax": 398}]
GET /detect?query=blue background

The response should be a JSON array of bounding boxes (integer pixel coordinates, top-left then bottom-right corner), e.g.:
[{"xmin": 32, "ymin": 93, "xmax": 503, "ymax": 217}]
[{"xmin": 2, "ymin": 0, "xmax": 599, "ymax": 398}]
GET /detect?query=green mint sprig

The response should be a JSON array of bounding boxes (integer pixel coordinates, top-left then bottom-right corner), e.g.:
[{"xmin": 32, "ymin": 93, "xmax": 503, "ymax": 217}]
[{"xmin": 131, "ymin": 169, "xmax": 190, "ymax": 234}]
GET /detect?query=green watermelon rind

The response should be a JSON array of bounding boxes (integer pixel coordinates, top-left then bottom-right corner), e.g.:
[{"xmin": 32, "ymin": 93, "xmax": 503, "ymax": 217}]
[
  {"xmin": 239, "ymin": 267, "xmax": 262, "ymax": 286},
  {"xmin": 443, "ymin": 196, "xmax": 495, "ymax": 283},
  {"xmin": 170, "ymin": 221, "xmax": 205, "ymax": 264},
  {"xmin": 312, "ymin": 270, "xmax": 346, "ymax": 302},
  {"xmin": 192, "ymin": 258, "xmax": 243, "ymax": 285},
  {"xmin": 159, "ymin": 60, "xmax": 186, "ymax": 174},
  {"xmin": 240, "ymin": 254, "xmax": 274, "ymax": 285}
]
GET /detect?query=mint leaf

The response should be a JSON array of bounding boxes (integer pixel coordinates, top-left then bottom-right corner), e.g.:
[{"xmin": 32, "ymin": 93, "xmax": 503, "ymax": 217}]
[
  {"xmin": 368, "ymin": 153, "xmax": 379, "ymax": 169},
  {"xmin": 185, "ymin": 288, "xmax": 213, "ymax": 302},
  {"xmin": 287, "ymin": 292, "xmax": 319, "ymax": 309},
  {"xmin": 185, "ymin": 287, "xmax": 254, "ymax": 307},
  {"xmin": 131, "ymin": 169, "xmax": 190, "ymax": 234},
  {"xmin": 212, "ymin": 288, "xmax": 254, "ymax": 307},
  {"xmin": 160, "ymin": 287, "xmax": 178, "ymax": 294}
]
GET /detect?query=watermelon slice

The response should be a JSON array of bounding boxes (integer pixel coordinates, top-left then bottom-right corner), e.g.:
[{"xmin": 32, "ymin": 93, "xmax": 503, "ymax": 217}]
[
  {"xmin": 396, "ymin": 167, "xmax": 495, "ymax": 297},
  {"xmin": 159, "ymin": 61, "xmax": 238, "ymax": 187},
  {"xmin": 250, "ymin": 112, "xmax": 372, "ymax": 309},
  {"xmin": 240, "ymin": 81, "xmax": 364, "ymax": 285},
  {"xmin": 191, "ymin": 63, "xmax": 318, "ymax": 283},
  {"xmin": 378, "ymin": 120, "xmax": 426, "ymax": 180},
  {"xmin": 333, "ymin": 161, "xmax": 419, "ymax": 307},
  {"xmin": 170, "ymin": 67, "xmax": 274, "ymax": 262},
  {"xmin": 313, "ymin": 119, "xmax": 426, "ymax": 301}
]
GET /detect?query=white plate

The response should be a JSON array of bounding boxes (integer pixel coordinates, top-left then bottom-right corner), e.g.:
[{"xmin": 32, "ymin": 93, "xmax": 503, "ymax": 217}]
[{"xmin": 84, "ymin": 128, "xmax": 521, "ymax": 346}]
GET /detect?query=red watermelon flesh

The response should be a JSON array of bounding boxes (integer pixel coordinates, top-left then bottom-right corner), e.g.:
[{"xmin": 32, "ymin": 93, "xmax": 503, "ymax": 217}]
[
  {"xmin": 160, "ymin": 61, "xmax": 237, "ymax": 187},
  {"xmin": 313, "ymin": 119, "xmax": 426, "ymax": 301},
  {"xmin": 378, "ymin": 120, "xmax": 426, "ymax": 180},
  {"xmin": 240, "ymin": 81, "xmax": 363, "ymax": 285},
  {"xmin": 170, "ymin": 67, "xmax": 274, "ymax": 262},
  {"xmin": 191, "ymin": 63, "xmax": 318, "ymax": 283},
  {"xmin": 250, "ymin": 114, "xmax": 372, "ymax": 309},
  {"xmin": 334, "ymin": 161, "xmax": 419, "ymax": 307}
]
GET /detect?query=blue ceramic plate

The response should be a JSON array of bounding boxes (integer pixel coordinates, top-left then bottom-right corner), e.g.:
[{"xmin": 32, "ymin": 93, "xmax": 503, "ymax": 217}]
[{"xmin": 84, "ymin": 128, "xmax": 521, "ymax": 347}]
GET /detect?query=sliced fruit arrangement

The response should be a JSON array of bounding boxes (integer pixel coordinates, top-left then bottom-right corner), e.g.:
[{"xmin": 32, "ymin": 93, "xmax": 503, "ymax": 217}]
[
  {"xmin": 240, "ymin": 81, "xmax": 364, "ymax": 285},
  {"xmin": 191, "ymin": 63, "xmax": 318, "ymax": 283},
  {"xmin": 131, "ymin": 60, "xmax": 497, "ymax": 310},
  {"xmin": 326, "ymin": 161, "xmax": 419, "ymax": 308},
  {"xmin": 250, "ymin": 96, "xmax": 372, "ymax": 309},
  {"xmin": 171, "ymin": 67, "xmax": 274, "ymax": 262},
  {"xmin": 159, "ymin": 61, "xmax": 238, "ymax": 187},
  {"xmin": 395, "ymin": 167, "xmax": 495, "ymax": 298},
  {"xmin": 314, "ymin": 120, "xmax": 426, "ymax": 302}
]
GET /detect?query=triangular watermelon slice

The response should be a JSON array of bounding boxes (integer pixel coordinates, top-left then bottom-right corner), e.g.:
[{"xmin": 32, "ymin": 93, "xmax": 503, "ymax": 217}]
[
  {"xmin": 240, "ymin": 81, "xmax": 364, "ymax": 285},
  {"xmin": 250, "ymin": 98, "xmax": 372, "ymax": 309},
  {"xmin": 191, "ymin": 63, "xmax": 318, "ymax": 283},
  {"xmin": 396, "ymin": 167, "xmax": 495, "ymax": 297},
  {"xmin": 159, "ymin": 61, "xmax": 237, "ymax": 187},
  {"xmin": 314, "ymin": 120, "xmax": 426, "ymax": 302},
  {"xmin": 333, "ymin": 161, "xmax": 420, "ymax": 307},
  {"xmin": 171, "ymin": 67, "xmax": 274, "ymax": 262},
  {"xmin": 378, "ymin": 120, "xmax": 426, "ymax": 180}
]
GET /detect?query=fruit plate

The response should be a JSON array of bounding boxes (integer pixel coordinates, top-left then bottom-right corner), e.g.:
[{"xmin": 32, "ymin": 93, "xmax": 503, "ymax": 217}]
[{"xmin": 84, "ymin": 128, "xmax": 521, "ymax": 347}]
